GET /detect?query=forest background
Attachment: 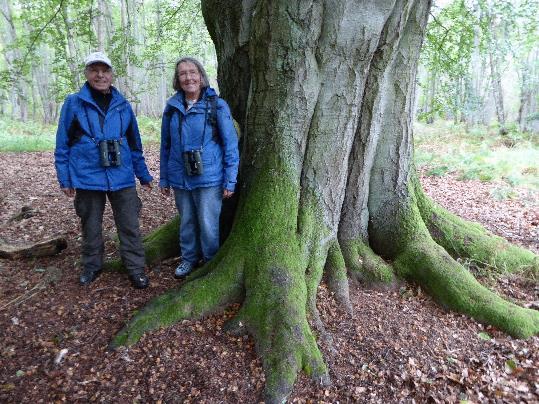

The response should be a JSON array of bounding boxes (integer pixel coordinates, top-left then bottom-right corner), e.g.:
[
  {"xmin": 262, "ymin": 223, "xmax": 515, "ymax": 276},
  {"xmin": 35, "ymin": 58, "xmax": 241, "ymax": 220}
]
[
  {"xmin": 0, "ymin": 0, "xmax": 537, "ymax": 132},
  {"xmin": 2, "ymin": 0, "xmax": 538, "ymax": 194},
  {"xmin": 0, "ymin": 0, "xmax": 538, "ymax": 402}
]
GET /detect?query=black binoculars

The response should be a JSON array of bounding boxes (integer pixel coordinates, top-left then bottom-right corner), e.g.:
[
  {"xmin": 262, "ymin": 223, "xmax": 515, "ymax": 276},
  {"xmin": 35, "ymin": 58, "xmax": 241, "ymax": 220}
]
[
  {"xmin": 99, "ymin": 140, "xmax": 122, "ymax": 167},
  {"xmin": 183, "ymin": 150, "xmax": 203, "ymax": 176}
]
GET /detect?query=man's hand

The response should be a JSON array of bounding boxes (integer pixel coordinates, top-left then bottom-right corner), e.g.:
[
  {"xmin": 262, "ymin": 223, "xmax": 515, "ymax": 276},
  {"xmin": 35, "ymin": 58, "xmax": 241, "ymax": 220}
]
[
  {"xmin": 141, "ymin": 182, "xmax": 153, "ymax": 191},
  {"xmin": 223, "ymin": 189, "xmax": 234, "ymax": 199},
  {"xmin": 160, "ymin": 187, "xmax": 170, "ymax": 196},
  {"xmin": 61, "ymin": 188, "xmax": 75, "ymax": 197}
]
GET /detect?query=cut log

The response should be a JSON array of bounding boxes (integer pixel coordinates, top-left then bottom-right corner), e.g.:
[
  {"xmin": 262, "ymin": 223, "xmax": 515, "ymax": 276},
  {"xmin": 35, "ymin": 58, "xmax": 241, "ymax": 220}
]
[{"xmin": 0, "ymin": 236, "xmax": 67, "ymax": 259}]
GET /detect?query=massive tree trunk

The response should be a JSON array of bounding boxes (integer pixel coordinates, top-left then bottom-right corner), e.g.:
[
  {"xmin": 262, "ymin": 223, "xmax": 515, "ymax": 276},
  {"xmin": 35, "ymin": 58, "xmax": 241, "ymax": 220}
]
[{"xmin": 111, "ymin": 1, "xmax": 539, "ymax": 402}]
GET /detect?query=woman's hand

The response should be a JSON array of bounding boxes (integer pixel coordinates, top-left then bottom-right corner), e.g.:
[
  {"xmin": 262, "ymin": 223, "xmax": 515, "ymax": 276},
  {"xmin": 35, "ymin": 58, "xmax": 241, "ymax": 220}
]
[
  {"xmin": 160, "ymin": 187, "xmax": 170, "ymax": 196},
  {"xmin": 223, "ymin": 189, "xmax": 234, "ymax": 199}
]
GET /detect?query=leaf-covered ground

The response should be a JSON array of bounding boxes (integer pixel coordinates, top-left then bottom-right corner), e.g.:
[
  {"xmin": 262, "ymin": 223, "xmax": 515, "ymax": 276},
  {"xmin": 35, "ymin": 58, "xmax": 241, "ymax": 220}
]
[{"xmin": 0, "ymin": 149, "xmax": 538, "ymax": 403}]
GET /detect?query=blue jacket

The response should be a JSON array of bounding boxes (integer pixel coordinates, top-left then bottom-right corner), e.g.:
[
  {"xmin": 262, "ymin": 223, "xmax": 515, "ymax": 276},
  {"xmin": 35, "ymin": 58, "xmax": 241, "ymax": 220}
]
[
  {"xmin": 54, "ymin": 83, "xmax": 153, "ymax": 191},
  {"xmin": 159, "ymin": 87, "xmax": 239, "ymax": 192}
]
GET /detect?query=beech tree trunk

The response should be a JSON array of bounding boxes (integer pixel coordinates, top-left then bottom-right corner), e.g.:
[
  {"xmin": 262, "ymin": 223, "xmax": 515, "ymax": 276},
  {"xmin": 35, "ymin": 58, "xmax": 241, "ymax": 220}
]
[{"xmin": 111, "ymin": 1, "xmax": 539, "ymax": 402}]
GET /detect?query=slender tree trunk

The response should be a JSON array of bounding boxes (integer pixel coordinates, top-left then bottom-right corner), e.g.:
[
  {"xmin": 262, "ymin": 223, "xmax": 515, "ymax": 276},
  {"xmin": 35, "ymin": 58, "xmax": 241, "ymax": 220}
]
[
  {"xmin": 111, "ymin": 1, "xmax": 539, "ymax": 402},
  {"xmin": 32, "ymin": 47, "xmax": 57, "ymax": 124},
  {"xmin": 489, "ymin": 50, "xmax": 506, "ymax": 133},
  {"xmin": 0, "ymin": 0, "xmax": 28, "ymax": 120},
  {"xmin": 60, "ymin": 2, "xmax": 82, "ymax": 89},
  {"xmin": 117, "ymin": 0, "xmax": 136, "ymax": 102},
  {"xmin": 95, "ymin": 0, "xmax": 106, "ymax": 51},
  {"xmin": 518, "ymin": 48, "xmax": 539, "ymax": 133},
  {"xmin": 485, "ymin": 14, "xmax": 506, "ymax": 135}
]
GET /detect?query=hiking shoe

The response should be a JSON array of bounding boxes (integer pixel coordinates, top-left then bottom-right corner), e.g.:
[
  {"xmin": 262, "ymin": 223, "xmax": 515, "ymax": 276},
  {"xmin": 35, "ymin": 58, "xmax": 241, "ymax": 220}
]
[
  {"xmin": 129, "ymin": 273, "xmax": 149, "ymax": 289},
  {"xmin": 174, "ymin": 261, "xmax": 193, "ymax": 279},
  {"xmin": 79, "ymin": 269, "xmax": 102, "ymax": 286}
]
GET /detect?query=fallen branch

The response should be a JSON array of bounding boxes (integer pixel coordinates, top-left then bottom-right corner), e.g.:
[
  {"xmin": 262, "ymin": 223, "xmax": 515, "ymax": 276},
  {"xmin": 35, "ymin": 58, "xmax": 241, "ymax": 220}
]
[
  {"xmin": 0, "ymin": 267, "xmax": 62, "ymax": 311},
  {"xmin": 0, "ymin": 235, "xmax": 67, "ymax": 259},
  {"xmin": 8, "ymin": 206, "xmax": 37, "ymax": 223}
]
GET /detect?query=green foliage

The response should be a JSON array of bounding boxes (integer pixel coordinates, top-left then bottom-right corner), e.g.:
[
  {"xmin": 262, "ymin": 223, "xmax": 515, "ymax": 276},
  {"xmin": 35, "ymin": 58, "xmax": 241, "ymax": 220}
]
[
  {"xmin": 419, "ymin": 0, "xmax": 478, "ymax": 121},
  {"xmin": 415, "ymin": 120, "xmax": 539, "ymax": 191},
  {"xmin": 419, "ymin": 0, "xmax": 539, "ymax": 124},
  {"xmin": 0, "ymin": 0, "xmax": 215, "ymax": 120},
  {"xmin": 426, "ymin": 165, "xmax": 450, "ymax": 177},
  {"xmin": 0, "ymin": 115, "xmax": 161, "ymax": 152},
  {"xmin": 423, "ymin": 0, "xmax": 476, "ymax": 77},
  {"xmin": 136, "ymin": 116, "xmax": 161, "ymax": 144},
  {"xmin": 0, "ymin": 116, "xmax": 56, "ymax": 151}
]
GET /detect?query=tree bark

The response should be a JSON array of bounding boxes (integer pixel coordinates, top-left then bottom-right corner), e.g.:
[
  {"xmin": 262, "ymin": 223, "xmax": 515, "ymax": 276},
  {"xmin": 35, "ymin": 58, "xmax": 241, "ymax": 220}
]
[
  {"xmin": 518, "ymin": 48, "xmax": 539, "ymax": 133},
  {"xmin": 60, "ymin": 2, "xmax": 82, "ymax": 89},
  {"xmin": 111, "ymin": 1, "xmax": 539, "ymax": 402},
  {"xmin": 94, "ymin": 0, "xmax": 107, "ymax": 51}
]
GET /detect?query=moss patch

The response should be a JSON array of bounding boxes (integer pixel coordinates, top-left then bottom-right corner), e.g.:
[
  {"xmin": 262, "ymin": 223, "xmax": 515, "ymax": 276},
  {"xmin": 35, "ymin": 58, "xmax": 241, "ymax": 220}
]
[
  {"xmin": 394, "ymin": 239, "xmax": 539, "ymax": 338},
  {"xmin": 341, "ymin": 239, "xmax": 395, "ymax": 285},
  {"xmin": 104, "ymin": 216, "xmax": 180, "ymax": 272},
  {"xmin": 413, "ymin": 176, "xmax": 538, "ymax": 277}
]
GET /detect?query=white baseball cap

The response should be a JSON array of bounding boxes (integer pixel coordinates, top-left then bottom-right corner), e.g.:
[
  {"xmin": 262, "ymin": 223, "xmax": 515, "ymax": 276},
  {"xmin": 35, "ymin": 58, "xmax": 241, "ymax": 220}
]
[{"xmin": 84, "ymin": 51, "xmax": 112, "ymax": 68}]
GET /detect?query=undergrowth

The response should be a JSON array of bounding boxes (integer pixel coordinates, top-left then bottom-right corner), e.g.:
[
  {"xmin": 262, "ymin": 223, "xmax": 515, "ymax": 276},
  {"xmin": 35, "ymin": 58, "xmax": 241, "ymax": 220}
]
[
  {"xmin": 415, "ymin": 120, "xmax": 539, "ymax": 194},
  {"xmin": 0, "ymin": 117, "xmax": 56, "ymax": 152},
  {"xmin": 0, "ymin": 115, "xmax": 161, "ymax": 152}
]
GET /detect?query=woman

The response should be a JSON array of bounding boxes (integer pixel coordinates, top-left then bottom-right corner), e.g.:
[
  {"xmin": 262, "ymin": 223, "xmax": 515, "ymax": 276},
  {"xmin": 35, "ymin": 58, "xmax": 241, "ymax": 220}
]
[{"xmin": 159, "ymin": 57, "xmax": 239, "ymax": 277}]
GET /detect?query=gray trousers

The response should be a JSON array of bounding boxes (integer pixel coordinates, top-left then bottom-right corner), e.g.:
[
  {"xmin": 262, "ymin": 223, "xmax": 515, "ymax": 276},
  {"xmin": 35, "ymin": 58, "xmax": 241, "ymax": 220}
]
[{"xmin": 74, "ymin": 187, "xmax": 145, "ymax": 275}]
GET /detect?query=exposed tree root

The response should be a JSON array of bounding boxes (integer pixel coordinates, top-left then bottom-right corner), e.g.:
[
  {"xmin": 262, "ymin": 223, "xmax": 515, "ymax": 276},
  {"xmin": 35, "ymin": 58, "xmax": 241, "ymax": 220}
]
[
  {"xmin": 236, "ymin": 262, "xmax": 330, "ymax": 404},
  {"xmin": 393, "ymin": 221, "xmax": 539, "ymax": 339},
  {"xmin": 341, "ymin": 239, "xmax": 396, "ymax": 286},
  {"xmin": 324, "ymin": 242, "xmax": 352, "ymax": 314},
  {"xmin": 112, "ymin": 215, "xmax": 332, "ymax": 403},
  {"xmin": 142, "ymin": 216, "xmax": 180, "ymax": 265},
  {"xmin": 104, "ymin": 216, "xmax": 180, "ymax": 272},
  {"xmin": 110, "ymin": 254, "xmax": 244, "ymax": 348},
  {"xmin": 413, "ymin": 177, "xmax": 538, "ymax": 278}
]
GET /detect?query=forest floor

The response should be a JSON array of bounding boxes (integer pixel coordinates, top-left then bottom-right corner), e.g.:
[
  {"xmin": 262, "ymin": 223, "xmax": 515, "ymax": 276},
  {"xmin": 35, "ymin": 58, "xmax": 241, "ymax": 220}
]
[{"xmin": 0, "ymin": 148, "xmax": 538, "ymax": 403}]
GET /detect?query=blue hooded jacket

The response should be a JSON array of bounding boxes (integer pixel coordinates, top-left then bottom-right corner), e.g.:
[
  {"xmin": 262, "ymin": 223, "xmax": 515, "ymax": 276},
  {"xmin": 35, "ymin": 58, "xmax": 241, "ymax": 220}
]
[
  {"xmin": 159, "ymin": 87, "xmax": 239, "ymax": 192},
  {"xmin": 54, "ymin": 83, "xmax": 153, "ymax": 191}
]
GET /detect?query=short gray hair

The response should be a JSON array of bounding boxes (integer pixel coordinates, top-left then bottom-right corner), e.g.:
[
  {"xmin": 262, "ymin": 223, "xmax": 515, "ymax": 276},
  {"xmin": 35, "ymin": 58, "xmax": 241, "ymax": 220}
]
[{"xmin": 172, "ymin": 57, "xmax": 210, "ymax": 92}]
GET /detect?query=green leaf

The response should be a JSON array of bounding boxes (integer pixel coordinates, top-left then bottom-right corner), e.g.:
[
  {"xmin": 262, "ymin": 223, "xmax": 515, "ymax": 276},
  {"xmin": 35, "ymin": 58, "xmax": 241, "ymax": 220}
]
[
  {"xmin": 505, "ymin": 359, "xmax": 517, "ymax": 373},
  {"xmin": 15, "ymin": 370, "xmax": 24, "ymax": 377},
  {"xmin": 478, "ymin": 332, "xmax": 491, "ymax": 341}
]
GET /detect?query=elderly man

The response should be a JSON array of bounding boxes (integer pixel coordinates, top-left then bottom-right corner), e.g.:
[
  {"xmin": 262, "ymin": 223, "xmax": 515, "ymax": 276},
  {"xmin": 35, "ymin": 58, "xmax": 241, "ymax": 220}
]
[{"xmin": 54, "ymin": 51, "xmax": 153, "ymax": 289}]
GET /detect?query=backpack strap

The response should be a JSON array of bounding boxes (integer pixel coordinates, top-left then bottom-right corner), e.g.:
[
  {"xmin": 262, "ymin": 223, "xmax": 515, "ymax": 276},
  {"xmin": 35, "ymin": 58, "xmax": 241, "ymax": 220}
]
[
  {"xmin": 162, "ymin": 105, "xmax": 177, "ymax": 152},
  {"xmin": 207, "ymin": 95, "xmax": 220, "ymax": 144}
]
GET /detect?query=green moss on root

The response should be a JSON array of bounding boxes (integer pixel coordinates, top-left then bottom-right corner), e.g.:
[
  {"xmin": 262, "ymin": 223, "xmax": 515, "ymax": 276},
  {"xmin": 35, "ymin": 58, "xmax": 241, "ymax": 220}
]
[
  {"xmin": 324, "ymin": 242, "xmax": 352, "ymax": 312},
  {"xmin": 393, "ymin": 198, "xmax": 539, "ymax": 339},
  {"xmin": 110, "ymin": 255, "xmax": 244, "ymax": 348},
  {"xmin": 341, "ymin": 239, "xmax": 395, "ymax": 285},
  {"xmin": 394, "ymin": 237, "xmax": 539, "ymax": 338},
  {"xmin": 104, "ymin": 216, "xmax": 180, "ymax": 272},
  {"xmin": 413, "ymin": 176, "xmax": 538, "ymax": 276},
  {"xmin": 224, "ymin": 168, "xmax": 330, "ymax": 402}
]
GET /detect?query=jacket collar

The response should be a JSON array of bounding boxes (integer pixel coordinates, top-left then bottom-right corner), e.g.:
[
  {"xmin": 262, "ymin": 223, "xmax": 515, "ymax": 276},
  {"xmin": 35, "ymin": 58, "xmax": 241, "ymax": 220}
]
[{"xmin": 77, "ymin": 82, "xmax": 126, "ymax": 114}]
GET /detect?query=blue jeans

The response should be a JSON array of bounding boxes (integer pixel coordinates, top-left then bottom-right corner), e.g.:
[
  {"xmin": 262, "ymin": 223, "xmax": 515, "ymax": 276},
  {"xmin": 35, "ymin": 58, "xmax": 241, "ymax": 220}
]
[{"xmin": 173, "ymin": 186, "xmax": 222, "ymax": 265}]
